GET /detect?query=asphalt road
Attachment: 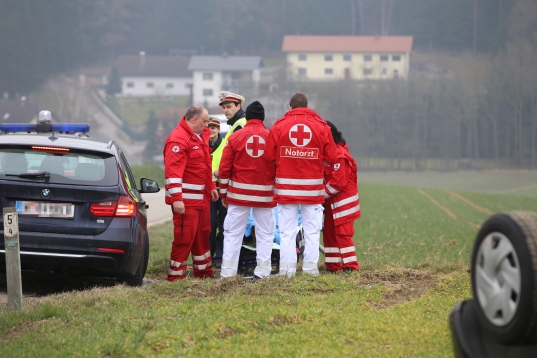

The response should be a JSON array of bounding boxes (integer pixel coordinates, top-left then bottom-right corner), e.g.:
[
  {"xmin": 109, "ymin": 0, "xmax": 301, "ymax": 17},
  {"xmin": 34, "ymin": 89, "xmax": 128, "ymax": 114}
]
[{"xmin": 143, "ymin": 190, "xmax": 172, "ymax": 227}]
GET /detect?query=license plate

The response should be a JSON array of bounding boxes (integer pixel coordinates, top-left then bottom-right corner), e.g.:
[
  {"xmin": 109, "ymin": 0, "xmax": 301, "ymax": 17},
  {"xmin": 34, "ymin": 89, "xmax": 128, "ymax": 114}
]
[{"xmin": 16, "ymin": 201, "xmax": 75, "ymax": 219}]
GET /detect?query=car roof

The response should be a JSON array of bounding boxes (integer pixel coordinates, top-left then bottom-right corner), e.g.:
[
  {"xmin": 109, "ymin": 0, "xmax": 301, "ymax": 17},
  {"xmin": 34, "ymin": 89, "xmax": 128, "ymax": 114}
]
[{"xmin": 0, "ymin": 133, "xmax": 116, "ymax": 155}]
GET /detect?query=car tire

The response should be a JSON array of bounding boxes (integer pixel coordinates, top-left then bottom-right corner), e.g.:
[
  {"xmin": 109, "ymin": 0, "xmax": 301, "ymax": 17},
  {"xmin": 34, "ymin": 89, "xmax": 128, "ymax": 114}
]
[
  {"xmin": 142, "ymin": 234, "xmax": 149, "ymax": 277},
  {"xmin": 471, "ymin": 211, "xmax": 537, "ymax": 345},
  {"xmin": 119, "ymin": 243, "xmax": 145, "ymax": 287}
]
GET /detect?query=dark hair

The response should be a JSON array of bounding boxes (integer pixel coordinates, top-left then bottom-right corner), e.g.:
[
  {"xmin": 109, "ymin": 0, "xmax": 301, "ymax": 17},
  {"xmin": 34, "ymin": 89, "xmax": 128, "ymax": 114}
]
[
  {"xmin": 325, "ymin": 120, "xmax": 346, "ymax": 145},
  {"xmin": 185, "ymin": 105, "xmax": 204, "ymax": 121},
  {"xmin": 221, "ymin": 101, "xmax": 240, "ymax": 109},
  {"xmin": 289, "ymin": 92, "xmax": 308, "ymax": 109}
]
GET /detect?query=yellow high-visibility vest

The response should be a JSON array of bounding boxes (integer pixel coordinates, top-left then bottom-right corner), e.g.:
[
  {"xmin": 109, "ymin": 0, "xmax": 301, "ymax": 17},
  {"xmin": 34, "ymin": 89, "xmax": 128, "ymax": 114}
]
[{"xmin": 211, "ymin": 116, "xmax": 246, "ymax": 181}]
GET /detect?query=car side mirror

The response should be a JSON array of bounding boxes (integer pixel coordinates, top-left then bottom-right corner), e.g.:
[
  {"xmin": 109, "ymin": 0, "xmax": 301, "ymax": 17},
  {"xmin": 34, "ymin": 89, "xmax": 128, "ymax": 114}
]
[{"xmin": 140, "ymin": 178, "xmax": 160, "ymax": 193}]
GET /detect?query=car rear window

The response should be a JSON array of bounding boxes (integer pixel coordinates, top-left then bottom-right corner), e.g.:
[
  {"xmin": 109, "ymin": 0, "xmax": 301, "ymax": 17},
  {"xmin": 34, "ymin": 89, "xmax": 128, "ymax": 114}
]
[{"xmin": 0, "ymin": 148, "xmax": 119, "ymax": 186}]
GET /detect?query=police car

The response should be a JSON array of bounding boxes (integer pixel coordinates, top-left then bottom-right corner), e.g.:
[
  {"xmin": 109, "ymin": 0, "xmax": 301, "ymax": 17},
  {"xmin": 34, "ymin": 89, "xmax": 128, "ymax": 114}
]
[{"xmin": 0, "ymin": 111, "xmax": 160, "ymax": 286}]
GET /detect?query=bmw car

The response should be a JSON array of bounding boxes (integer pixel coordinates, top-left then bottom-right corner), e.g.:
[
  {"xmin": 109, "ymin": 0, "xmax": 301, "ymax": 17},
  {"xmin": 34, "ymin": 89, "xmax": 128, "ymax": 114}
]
[{"xmin": 0, "ymin": 111, "xmax": 160, "ymax": 286}]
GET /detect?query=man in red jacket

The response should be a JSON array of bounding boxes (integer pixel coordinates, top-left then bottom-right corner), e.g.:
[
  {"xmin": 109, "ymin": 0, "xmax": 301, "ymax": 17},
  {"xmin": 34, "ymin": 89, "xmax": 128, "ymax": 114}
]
[
  {"xmin": 163, "ymin": 105, "xmax": 219, "ymax": 281},
  {"xmin": 218, "ymin": 101, "xmax": 276, "ymax": 279},
  {"xmin": 323, "ymin": 121, "xmax": 360, "ymax": 273},
  {"xmin": 265, "ymin": 93, "xmax": 337, "ymax": 277}
]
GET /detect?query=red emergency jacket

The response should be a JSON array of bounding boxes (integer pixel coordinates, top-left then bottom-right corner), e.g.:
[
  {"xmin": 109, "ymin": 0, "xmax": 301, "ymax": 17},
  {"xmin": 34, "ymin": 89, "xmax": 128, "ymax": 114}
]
[
  {"xmin": 265, "ymin": 107, "xmax": 337, "ymax": 204},
  {"xmin": 324, "ymin": 143, "xmax": 360, "ymax": 225},
  {"xmin": 218, "ymin": 119, "xmax": 275, "ymax": 208},
  {"xmin": 163, "ymin": 117, "xmax": 216, "ymax": 209}
]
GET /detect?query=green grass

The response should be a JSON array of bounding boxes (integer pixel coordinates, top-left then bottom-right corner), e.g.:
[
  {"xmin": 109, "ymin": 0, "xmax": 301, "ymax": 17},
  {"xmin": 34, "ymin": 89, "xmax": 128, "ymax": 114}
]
[
  {"xmin": 131, "ymin": 165, "xmax": 165, "ymax": 187},
  {"xmin": 108, "ymin": 96, "xmax": 189, "ymax": 127},
  {"xmin": 2, "ymin": 176, "xmax": 537, "ymax": 356}
]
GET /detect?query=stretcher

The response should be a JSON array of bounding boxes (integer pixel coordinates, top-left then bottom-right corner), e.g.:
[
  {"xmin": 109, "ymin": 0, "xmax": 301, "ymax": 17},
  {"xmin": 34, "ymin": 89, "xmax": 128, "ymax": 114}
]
[{"xmin": 237, "ymin": 223, "xmax": 305, "ymax": 277}]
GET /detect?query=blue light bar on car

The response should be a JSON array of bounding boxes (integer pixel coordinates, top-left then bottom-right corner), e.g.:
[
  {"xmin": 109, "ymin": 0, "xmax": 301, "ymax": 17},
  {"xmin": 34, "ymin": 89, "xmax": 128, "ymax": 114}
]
[
  {"xmin": 51, "ymin": 123, "xmax": 90, "ymax": 133},
  {"xmin": 0, "ymin": 123, "xmax": 35, "ymax": 132},
  {"xmin": 0, "ymin": 123, "xmax": 90, "ymax": 133}
]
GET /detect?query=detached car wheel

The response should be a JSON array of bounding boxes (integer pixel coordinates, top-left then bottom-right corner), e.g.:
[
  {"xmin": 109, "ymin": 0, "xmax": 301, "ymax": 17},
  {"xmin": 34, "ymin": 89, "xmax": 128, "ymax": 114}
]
[{"xmin": 471, "ymin": 212, "xmax": 537, "ymax": 344}]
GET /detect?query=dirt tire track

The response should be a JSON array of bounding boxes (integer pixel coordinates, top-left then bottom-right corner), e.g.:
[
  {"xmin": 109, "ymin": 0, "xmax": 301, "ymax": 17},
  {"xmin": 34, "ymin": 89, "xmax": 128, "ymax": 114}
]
[
  {"xmin": 417, "ymin": 188, "xmax": 457, "ymax": 219},
  {"xmin": 446, "ymin": 190, "xmax": 494, "ymax": 215}
]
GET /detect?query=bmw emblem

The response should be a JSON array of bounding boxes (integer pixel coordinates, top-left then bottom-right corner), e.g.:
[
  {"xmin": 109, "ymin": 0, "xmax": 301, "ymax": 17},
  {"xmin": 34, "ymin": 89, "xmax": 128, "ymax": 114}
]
[{"xmin": 41, "ymin": 189, "xmax": 50, "ymax": 198}]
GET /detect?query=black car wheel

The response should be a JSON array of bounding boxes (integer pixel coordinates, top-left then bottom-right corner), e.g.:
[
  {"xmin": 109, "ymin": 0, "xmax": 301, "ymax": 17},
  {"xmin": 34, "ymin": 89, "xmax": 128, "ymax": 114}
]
[
  {"xmin": 119, "ymin": 243, "xmax": 145, "ymax": 287},
  {"xmin": 471, "ymin": 212, "xmax": 537, "ymax": 345},
  {"xmin": 142, "ymin": 234, "xmax": 149, "ymax": 277}
]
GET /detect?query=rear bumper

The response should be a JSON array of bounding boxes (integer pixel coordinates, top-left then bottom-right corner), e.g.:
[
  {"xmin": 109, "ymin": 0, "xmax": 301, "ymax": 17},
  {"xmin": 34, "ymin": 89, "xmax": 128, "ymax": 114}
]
[
  {"xmin": 0, "ymin": 249, "xmax": 122, "ymax": 272},
  {"xmin": 0, "ymin": 217, "xmax": 144, "ymax": 275}
]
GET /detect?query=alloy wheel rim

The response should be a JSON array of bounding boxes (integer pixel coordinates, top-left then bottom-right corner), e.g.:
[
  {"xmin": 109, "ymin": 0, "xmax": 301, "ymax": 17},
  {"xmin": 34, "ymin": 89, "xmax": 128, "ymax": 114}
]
[{"xmin": 475, "ymin": 232, "xmax": 521, "ymax": 326}]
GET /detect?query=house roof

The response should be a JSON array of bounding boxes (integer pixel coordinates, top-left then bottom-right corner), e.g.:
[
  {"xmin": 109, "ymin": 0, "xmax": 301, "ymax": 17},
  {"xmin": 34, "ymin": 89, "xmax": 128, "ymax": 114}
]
[
  {"xmin": 0, "ymin": 100, "xmax": 38, "ymax": 123},
  {"xmin": 282, "ymin": 35, "xmax": 413, "ymax": 53},
  {"xmin": 188, "ymin": 56, "xmax": 263, "ymax": 71},
  {"xmin": 117, "ymin": 55, "xmax": 191, "ymax": 77},
  {"xmin": 78, "ymin": 67, "xmax": 109, "ymax": 76}
]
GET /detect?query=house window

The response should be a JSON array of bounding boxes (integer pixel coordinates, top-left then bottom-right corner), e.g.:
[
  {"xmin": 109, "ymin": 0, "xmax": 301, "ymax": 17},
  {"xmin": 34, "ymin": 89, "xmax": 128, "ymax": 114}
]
[
  {"xmin": 231, "ymin": 72, "xmax": 241, "ymax": 80},
  {"xmin": 364, "ymin": 54, "xmax": 372, "ymax": 62},
  {"xmin": 382, "ymin": 68, "xmax": 388, "ymax": 75},
  {"xmin": 325, "ymin": 68, "xmax": 333, "ymax": 75},
  {"xmin": 203, "ymin": 72, "xmax": 213, "ymax": 80},
  {"xmin": 324, "ymin": 54, "xmax": 333, "ymax": 61},
  {"xmin": 392, "ymin": 55, "xmax": 401, "ymax": 61},
  {"xmin": 203, "ymin": 89, "xmax": 213, "ymax": 96},
  {"xmin": 298, "ymin": 54, "xmax": 307, "ymax": 61},
  {"xmin": 298, "ymin": 68, "xmax": 307, "ymax": 75},
  {"xmin": 146, "ymin": 82, "xmax": 154, "ymax": 88},
  {"xmin": 394, "ymin": 69, "xmax": 400, "ymax": 78},
  {"xmin": 343, "ymin": 54, "xmax": 352, "ymax": 61},
  {"xmin": 380, "ymin": 55, "xmax": 389, "ymax": 62},
  {"xmin": 166, "ymin": 83, "xmax": 174, "ymax": 88},
  {"xmin": 126, "ymin": 82, "xmax": 134, "ymax": 88},
  {"xmin": 363, "ymin": 68, "xmax": 373, "ymax": 76}
]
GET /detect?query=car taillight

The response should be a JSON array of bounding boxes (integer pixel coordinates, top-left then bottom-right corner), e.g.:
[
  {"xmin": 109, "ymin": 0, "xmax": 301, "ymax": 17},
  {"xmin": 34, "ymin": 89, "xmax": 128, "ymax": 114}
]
[
  {"xmin": 115, "ymin": 196, "xmax": 135, "ymax": 217},
  {"xmin": 90, "ymin": 201, "xmax": 116, "ymax": 217},
  {"xmin": 90, "ymin": 196, "xmax": 135, "ymax": 217}
]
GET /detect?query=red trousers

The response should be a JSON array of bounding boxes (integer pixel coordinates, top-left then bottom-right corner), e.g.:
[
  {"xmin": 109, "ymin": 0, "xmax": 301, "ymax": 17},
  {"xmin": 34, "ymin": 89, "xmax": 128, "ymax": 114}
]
[
  {"xmin": 323, "ymin": 204, "xmax": 359, "ymax": 272},
  {"xmin": 168, "ymin": 207, "xmax": 213, "ymax": 281}
]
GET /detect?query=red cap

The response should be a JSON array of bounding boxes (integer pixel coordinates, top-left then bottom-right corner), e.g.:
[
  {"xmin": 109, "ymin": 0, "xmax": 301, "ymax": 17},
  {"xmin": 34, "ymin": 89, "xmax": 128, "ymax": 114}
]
[{"xmin": 208, "ymin": 117, "xmax": 221, "ymax": 127}]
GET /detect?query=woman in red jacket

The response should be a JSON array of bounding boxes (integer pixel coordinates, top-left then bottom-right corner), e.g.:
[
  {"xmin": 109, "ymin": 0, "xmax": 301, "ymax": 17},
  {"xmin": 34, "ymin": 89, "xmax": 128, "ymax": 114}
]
[{"xmin": 323, "ymin": 121, "xmax": 361, "ymax": 273}]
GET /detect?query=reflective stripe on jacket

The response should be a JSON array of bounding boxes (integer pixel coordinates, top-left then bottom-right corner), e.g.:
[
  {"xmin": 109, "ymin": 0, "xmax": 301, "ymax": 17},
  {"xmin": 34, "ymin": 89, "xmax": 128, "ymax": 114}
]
[
  {"xmin": 163, "ymin": 117, "xmax": 216, "ymax": 209},
  {"xmin": 211, "ymin": 116, "xmax": 246, "ymax": 182},
  {"xmin": 324, "ymin": 143, "xmax": 360, "ymax": 225},
  {"xmin": 218, "ymin": 119, "xmax": 275, "ymax": 208},
  {"xmin": 265, "ymin": 107, "xmax": 337, "ymax": 204}
]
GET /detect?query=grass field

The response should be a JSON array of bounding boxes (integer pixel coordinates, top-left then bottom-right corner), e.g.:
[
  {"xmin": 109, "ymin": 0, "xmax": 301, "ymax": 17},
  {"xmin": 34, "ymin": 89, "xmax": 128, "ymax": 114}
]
[
  {"xmin": 108, "ymin": 96, "xmax": 189, "ymax": 127},
  {"xmin": 2, "ymin": 172, "xmax": 537, "ymax": 356}
]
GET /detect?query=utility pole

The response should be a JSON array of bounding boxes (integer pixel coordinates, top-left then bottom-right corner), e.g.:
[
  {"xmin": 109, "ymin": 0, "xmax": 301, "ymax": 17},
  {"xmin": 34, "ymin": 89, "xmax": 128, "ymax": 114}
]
[
  {"xmin": 351, "ymin": 0, "xmax": 355, "ymax": 35},
  {"xmin": 473, "ymin": 0, "xmax": 478, "ymax": 53}
]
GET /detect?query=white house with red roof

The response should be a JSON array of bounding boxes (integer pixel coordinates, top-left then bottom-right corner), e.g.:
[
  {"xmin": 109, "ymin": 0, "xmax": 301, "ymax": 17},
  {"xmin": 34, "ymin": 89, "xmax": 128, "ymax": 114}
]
[{"xmin": 282, "ymin": 35, "xmax": 413, "ymax": 81}]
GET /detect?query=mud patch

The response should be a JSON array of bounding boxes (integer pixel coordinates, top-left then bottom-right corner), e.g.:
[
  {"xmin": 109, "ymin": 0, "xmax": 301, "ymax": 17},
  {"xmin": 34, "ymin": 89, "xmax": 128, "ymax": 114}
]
[{"xmin": 359, "ymin": 269, "xmax": 437, "ymax": 309}]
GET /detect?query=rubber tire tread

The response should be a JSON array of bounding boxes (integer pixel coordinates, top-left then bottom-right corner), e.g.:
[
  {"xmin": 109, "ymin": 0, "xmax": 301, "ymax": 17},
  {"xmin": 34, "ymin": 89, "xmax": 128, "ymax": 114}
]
[
  {"xmin": 142, "ymin": 234, "xmax": 149, "ymax": 277},
  {"xmin": 121, "ymin": 244, "xmax": 145, "ymax": 287},
  {"xmin": 471, "ymin": 211, "xmax": 537, "ymax": 345}
]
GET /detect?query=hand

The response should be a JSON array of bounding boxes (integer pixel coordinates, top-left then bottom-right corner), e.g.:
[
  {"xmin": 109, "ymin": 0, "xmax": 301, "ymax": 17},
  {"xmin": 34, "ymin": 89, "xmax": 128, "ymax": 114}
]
[
  {"xmin": 221, "ymin": 197, "xmax": 228, "ymax": 208},
  {"xmin": 172, "ymin": 201, "xmax": 185, "ymax": 214},
  {"xmin": 213, "ymin": 170, "xmax": 219, "ymax": 179},
  {"xmin": 211, "ymin": 189, "xmax": 219, "ymax": 202}
]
